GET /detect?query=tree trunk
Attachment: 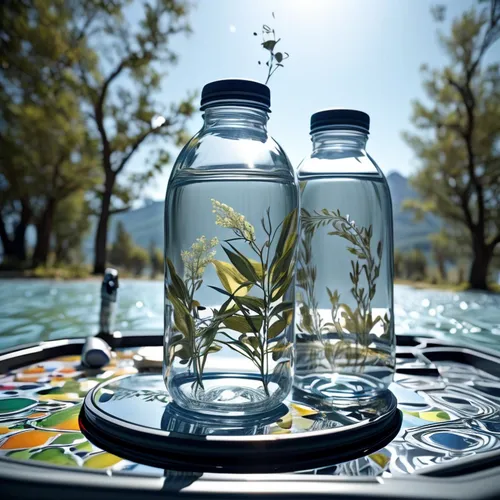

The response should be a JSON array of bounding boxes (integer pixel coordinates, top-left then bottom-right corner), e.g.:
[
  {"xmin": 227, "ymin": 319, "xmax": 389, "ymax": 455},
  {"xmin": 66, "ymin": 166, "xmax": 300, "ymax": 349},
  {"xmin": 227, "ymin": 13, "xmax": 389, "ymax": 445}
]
[
  {"xmin": 468, "ymin": 237, "xmax": 492, "ymax": 290},
  {"xmin": 93, "ymin": 177, "xmax": 114, "ymax": 275},
  {"xmin": 32, "ymin": 199, "xmax": 56, "ymax": 267},
  {"xmin": 436, "ymin": 255, "xmax": 447, "ymax": 282},
  {"xmin": 13, "ymin": 202, "xmax": 31, "ymax": 262},
  {"xmin": 0, "ymin": 213, "xmax": 14, "ymax": 257},
  {"xmin": 0, "ymin": 202, "xmax": 31, "ymax": 264}
]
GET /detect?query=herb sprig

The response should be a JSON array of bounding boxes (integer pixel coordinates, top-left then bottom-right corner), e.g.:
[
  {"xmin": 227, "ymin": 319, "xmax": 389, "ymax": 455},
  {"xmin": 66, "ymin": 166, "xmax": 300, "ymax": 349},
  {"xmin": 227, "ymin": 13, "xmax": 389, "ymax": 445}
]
[
  {"xmin": 254, "ymin": 12, "xmax": 289, "ymax": 85},
  {"xmin": 299, "ymin": 208, "xmax": 389, "ymax": 370},
  {"xmin": 166, "ymin": 202, "xmax": 297, "ymax": 395}
]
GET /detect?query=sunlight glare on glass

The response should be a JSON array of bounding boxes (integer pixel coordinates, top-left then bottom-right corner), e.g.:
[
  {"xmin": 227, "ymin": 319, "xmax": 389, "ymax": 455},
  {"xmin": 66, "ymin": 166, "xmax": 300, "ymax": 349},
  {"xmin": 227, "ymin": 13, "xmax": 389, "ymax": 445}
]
[
  {"xmin": 151, "ymin": 115, "xmax": 166, "ymax": 129},
  {"xmin": 229, "ymin": 24, "xmax": 236, "ymax": 33}
]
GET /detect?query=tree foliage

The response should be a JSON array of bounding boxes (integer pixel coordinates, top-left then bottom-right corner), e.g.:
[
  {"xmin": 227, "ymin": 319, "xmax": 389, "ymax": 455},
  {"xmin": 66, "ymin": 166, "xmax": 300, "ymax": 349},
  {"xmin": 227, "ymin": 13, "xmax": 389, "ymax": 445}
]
[
  {"xmin": 108, "ymin": 221, "xmax": 135, "ymax": 270},
  {"xmin": 403, "ymin": 0, "xmax": 500, "ymax": 289},
  {"xmin": 394, "ymin": 248, "xmax": 428, "ymax": 281},
  {"xmin": 0, "ymin": 0, "xmax": 195, "ymax": 272},
  {"xmin": 0, "ymin": 0, "xmax": 100, "ymax": 266},
  {"xmin": 70, "ymin": 0, "xmax": 196, "ymax": 273},
  {"xmin": 53, "ymin": 191, "xmax": 93, "ymax": 265},
  {"xmin": 149, "ymin": 241, "xmax": 163, "ymax": 278}
]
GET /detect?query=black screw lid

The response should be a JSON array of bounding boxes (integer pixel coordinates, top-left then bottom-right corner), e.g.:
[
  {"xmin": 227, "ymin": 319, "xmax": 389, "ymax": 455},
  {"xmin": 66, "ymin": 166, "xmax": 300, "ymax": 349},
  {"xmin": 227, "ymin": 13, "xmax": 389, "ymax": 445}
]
[
  {"xmin": 200, "ymin": 79, "xmax": 271, "ymax": 111},
  {"xmin": 310, "ymin": 109, "xmax": 370, "ymax": 134}
]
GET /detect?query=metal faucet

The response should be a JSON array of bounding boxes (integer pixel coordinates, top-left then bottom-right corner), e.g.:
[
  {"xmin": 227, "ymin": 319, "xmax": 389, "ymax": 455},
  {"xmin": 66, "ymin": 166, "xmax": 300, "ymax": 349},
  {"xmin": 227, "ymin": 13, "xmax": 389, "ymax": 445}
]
[
  {"xmin": 81, "ymin": 268, "xmax": 118, "ymax": 369},
  {"xmin": 99, "ymin": 268, "xmax": 119, "ymax": 335}
]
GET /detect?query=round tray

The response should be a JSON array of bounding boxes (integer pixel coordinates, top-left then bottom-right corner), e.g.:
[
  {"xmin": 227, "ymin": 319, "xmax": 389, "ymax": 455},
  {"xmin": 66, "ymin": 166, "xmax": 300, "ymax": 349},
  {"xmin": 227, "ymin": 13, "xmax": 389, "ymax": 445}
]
[{"xmin": 80, "ymin": 374, "xmax": 402, "ymax": 473}]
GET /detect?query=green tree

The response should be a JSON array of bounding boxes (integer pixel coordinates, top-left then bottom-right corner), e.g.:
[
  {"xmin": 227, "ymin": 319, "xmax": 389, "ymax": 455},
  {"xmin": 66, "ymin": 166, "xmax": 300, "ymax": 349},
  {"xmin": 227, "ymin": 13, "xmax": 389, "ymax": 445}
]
[
  {"xmin": 429, "ymin": 230, "xmax": 458, "ymax": 281},
  {"xmin": 53, "ymin": 191, "xmax": 92, "ymax": 265},
  {"xmin": 71, "ymin": 0, "xmax": 195, "ymax": 274},
  {"xmin": 149, "ymin": 240, "xmax": 163, "ymax": 278},
  {"xmin": 0, "ymin": 0, "xmax": 100, "ymax": 266},
  {"xmin": 394, "ymin": 249, "xmax": 406, "ymax": 279},
  {"xmin": 403, "ymin": 249, "xmax": 428, "ymax": 281},
  {"xmin": 403, "ymin": 0, "xmax": 500, "ymax": 290},
  {"xmin": 130, "ymin": 246, "xmax": 149, "ymax": 276},
  {"xmin": 108, "ymin": 221, "xmax": 135, "ymax": 269}
]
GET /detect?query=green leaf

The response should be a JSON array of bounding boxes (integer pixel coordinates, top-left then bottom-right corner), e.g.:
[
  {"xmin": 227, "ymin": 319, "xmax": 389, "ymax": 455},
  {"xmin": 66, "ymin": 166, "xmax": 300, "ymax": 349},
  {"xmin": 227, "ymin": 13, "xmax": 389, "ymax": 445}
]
[
  {"xmin": 212, "ymin": 260, "xmax": 252, "ymax": 296},
  {"xmin": 166, "ymin": 258, "xmax": 188, "ymax": 302},
  {"xmin": 275, "ymin": 52, "xmax": 283, "ymax": 62},
  {"xmin": 205, "ymin": 344, "xmax": 222, "ymax": 354},
  {"xmin": 222, "ymin": 245, "xmax": 259, "ymax": 283},
  {"xmin": 247, "ymin": 335, "xmax": 261, "ymax": 352},
  {"xmin": 169, "ymin": 332, "xmax": 184, "ymax": 346},
  {"xmin": 198, "ymin": 323, "xmax": 219, "ymax": 353},
  {"xmin": 270, "ymin": 243, "xmax": 296, "ymax": 283},
  {"xmin": 219, "ymin": 339, "xmax": 255, "ymax": 361},
  {"xmin": 172, "ymin": 342, "xmax": 192, "ymax": 362},
  {"xmin": 268, "ymin": 319, "xmax": 287, "ymax": 339},
  {"xmin": 223, "ymin": 315, "xmax": 263, "ymax": 334},
  {"xmin": 271, "ymin": 274, "xmax": 293, "ymax": 302},
  {"xmin": 271, "ymin": 208, "xmax": 298, "ymax": 265},
  {"xmin": 270, "ymin": 301, "xmax": 294, "ymax": 317},
  {"xmin": 272, "ymin": 340, "xmax": 289, "ymax": 361},
  {"xmin": 237, "ymin": 295, "xmax": 264, "ymax": 314},
  {"xmin": 167, "ymin": 289, "xmax": 194, "ymax": 339},
  {"xmin": 262, "ymin": 40, "xmax": 277, "ymax": 51}
]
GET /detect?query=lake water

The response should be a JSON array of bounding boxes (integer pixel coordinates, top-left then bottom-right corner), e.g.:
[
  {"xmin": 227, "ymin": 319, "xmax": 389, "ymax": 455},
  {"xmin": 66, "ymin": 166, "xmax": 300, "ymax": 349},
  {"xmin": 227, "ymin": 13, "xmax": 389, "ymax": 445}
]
[{"xmin": 0, "ymin": 279, "xmax": 499, "ymax": 352}]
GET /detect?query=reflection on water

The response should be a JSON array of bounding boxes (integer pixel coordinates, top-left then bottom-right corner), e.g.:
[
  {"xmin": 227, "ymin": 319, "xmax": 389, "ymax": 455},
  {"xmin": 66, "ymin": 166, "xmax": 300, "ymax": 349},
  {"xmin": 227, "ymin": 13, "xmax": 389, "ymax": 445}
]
[
  {"xmin": 395, "ymin": 285, "xmax": 500, "ymax": 349},
  {"xmin": 0, "ymin": 279, "xmax": 163, "ymax": 349},
  {"xmin": 0, "ymin": 280, "xmax": 499, "ymax": 351}
]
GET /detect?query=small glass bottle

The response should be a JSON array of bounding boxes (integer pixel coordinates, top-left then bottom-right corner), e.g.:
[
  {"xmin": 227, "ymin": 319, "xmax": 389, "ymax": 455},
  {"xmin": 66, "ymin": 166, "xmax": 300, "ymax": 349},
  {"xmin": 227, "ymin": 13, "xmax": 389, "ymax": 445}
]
[
  {"xmin": 164, "ymin": 79, "xmax": 298, "ymax": 417},
  {"xmin": 295, "ymin": 109, "xmax": 395, "ymax": 399}
]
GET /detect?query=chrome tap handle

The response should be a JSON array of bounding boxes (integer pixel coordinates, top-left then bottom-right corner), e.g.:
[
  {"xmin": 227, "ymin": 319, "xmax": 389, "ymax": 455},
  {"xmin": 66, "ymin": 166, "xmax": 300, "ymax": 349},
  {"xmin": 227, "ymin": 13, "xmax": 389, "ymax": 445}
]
[{"xmin": 99, "ymin": 268, "xmax": 119, "ymax": 335}]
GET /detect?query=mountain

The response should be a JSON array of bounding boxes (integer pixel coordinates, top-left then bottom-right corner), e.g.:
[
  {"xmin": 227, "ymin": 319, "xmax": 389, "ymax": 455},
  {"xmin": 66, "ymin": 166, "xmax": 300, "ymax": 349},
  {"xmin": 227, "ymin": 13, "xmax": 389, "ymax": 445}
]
[
  {"xmin": 386, "ymin": 172, "xmax": 440, "ymax": 251},
  {"xmin": 85, "ymin": 172, "xmax": 439, "ymax": 257}
]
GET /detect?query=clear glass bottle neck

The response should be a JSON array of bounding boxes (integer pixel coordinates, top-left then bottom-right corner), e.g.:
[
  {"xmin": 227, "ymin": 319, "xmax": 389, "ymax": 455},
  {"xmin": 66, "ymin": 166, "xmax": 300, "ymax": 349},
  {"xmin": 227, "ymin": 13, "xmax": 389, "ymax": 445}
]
[
  {"xmin": 202, "ymin": 105, "xmax": 269, "ymax": 132},
  {"xmin": 311, "ymin": 129, "xmax": 368, "ymax": 154}
]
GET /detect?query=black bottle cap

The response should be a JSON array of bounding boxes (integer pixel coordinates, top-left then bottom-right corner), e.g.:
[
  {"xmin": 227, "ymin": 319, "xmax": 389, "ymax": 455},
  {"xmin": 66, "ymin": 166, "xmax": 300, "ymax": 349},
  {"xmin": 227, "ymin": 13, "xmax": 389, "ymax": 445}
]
[
  {"xmin": 310, "ymin": 109, "xmax": 370, "ymax": 134},
  {"xmin": 200, "ymin": 79, "xmax": 271, "ymax": 111}
]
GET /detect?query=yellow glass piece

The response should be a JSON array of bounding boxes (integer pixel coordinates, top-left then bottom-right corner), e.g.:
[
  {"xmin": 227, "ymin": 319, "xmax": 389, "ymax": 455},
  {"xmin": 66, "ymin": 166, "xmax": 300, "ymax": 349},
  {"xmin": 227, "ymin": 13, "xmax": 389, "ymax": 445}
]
[
  {"xmin": 39, "ymin": 393, "xmax": 80, "ymax": 402},
  {"xmin": 83, "ymin": 452, "xmax": 123, "ymax": 469},
  {"xmin": 52, "ymin": 414, "xmax": 80, "ymax": 431},
  {"xmin": 369, "ymin": 452, "xmax": 390, "ymax": 468},
  {"xmin": 290, "ymin": 403, "xmax": 317, "ymax": 417}
]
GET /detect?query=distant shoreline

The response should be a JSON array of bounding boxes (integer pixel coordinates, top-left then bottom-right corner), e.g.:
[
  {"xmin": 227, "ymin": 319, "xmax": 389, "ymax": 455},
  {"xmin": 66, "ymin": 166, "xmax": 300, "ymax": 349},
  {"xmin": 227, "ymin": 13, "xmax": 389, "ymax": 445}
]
[
  {"xmin": 0, "ymin": 269, "xmax": 161, "ymax": 282},
  {"xmin": 1, "ymin": 271, "xmax": 498, "ymax": 293}
]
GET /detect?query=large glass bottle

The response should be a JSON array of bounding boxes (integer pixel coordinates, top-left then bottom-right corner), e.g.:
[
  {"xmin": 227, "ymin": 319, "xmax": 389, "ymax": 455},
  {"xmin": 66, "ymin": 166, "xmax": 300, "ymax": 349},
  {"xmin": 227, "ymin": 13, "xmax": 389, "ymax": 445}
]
[
  {"xmin": 295, "ymin": 109, "xmax": 395, "ymax": 399},
  {"xmin": 164, "ymin": 79, "xmax": 298, "ymax": 417}
]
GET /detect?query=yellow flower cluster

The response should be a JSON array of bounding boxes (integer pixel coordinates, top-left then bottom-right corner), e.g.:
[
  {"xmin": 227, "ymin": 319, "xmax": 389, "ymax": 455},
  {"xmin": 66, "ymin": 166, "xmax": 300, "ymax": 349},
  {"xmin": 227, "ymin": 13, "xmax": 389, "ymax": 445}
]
[
  {"xmin": 211, "ymin": 199, "xmax": 255, "ymax": 242},
  {"xmin": 181, "ymin": 235, "xmax": 219, "ymax": 281}
]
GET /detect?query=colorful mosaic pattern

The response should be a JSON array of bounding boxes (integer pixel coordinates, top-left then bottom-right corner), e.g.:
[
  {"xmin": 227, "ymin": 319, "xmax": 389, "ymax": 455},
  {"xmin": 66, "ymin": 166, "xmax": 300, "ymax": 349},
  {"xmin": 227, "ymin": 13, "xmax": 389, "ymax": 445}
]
[
  {"xmin": 0, "ymin": 352, "xmax": 145, "ymax": 473},
  {"xmin": 2, "ymin": 348, "xmax": 500, "ymax": 477}
]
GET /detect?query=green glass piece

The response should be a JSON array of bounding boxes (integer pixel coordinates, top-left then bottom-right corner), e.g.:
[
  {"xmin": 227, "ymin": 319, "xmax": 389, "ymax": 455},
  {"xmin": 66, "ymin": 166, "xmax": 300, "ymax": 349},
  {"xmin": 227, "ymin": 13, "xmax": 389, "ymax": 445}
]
[
  {"xmin": 30, "ymin": 448, "xmax": 78, "ymax": 466},
  {"xmin": 0, "ymin": 398, "xmax": 37, "ymax": 415},
  {"xmin": 36, "ymin": 404, "xmax": 81, "ymax": 429},
  {"xmin": 53, "ymin": 432, "xmax": 85, "ymax": 445}
]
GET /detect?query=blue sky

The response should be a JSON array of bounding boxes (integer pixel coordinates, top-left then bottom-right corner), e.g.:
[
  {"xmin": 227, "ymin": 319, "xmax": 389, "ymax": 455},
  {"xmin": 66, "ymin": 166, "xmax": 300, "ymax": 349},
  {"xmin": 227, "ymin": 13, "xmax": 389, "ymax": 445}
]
[{"xmin": 129, "ymin": 0, "xmax": 479, "ymax": 200}]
